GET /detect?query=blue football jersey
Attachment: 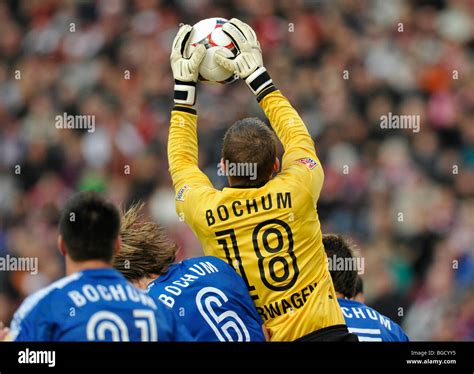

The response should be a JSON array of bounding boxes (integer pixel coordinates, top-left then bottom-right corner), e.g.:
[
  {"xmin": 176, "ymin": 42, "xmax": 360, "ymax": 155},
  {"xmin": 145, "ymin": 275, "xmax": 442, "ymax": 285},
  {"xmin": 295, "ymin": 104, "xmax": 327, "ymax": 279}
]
[
  {"xmin": 147, "ymin": 256, "xmax": 265, "ymax": 342},
  {"xmin": 338, "ymin": 298, "xmax": 409, "ymax": 342},
  {"xmin": 9, "ymin": 268, "xmax": 192, "ymax": 341}
]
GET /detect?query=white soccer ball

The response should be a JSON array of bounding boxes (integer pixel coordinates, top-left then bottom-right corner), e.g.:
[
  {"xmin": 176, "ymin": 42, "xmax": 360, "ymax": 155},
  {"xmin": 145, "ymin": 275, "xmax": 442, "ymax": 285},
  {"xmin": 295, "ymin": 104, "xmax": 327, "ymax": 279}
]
[{"xmin": 186, "ymin": 17, "xmax": 237, "ymax": 85}]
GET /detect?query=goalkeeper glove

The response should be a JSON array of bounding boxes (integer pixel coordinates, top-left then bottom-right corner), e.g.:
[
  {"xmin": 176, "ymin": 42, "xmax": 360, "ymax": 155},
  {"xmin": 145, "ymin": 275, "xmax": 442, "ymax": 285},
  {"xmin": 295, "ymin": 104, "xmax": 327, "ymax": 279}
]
[
  {"xmin": 170, "ymin": 24, "xmax": 206, "ymax": 106},
  {"xmin": 214, "ymin": 18, "xmax": 276, "ymax": 101}
]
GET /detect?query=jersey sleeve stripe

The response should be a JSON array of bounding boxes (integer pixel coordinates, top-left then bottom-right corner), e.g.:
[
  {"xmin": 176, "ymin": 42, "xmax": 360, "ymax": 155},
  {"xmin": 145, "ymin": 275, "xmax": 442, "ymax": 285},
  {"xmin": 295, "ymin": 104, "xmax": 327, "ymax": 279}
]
[
  {"xmin": 357, "ymin": 336, "xmax": 383, "ymax": 342},
  {"xmin": 348, "ymin": 327, "xmax": 382, "ymax": 335}
]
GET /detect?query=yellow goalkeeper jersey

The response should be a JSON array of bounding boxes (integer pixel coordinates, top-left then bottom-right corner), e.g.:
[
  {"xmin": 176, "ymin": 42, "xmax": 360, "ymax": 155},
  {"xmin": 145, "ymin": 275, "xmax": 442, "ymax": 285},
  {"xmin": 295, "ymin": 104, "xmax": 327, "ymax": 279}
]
[{"xmin": 168, "ymin": 90, "xmax": 344, "ymax": 341}]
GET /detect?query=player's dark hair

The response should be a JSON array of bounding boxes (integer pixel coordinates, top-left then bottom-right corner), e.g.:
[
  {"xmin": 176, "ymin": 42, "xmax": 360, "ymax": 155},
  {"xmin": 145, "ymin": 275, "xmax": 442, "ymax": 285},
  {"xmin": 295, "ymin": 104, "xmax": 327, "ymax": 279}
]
[
  {"xmin": 114, "ymin": 203, "xmax": 178, "ymax": 281},
  {"xmin": 354, "ymin": 275, "xmax": 364, "ymax": 296},
  {"xmin": 59, "ymin": 191, "xmax": 121, "ymax": 263},
  {"xmin": 222, "ymin": 117, "xmax": 277, "ymax": 187},
  {"xmin": 322, "ymin": 234, "xmax": 358, "ymax": 299}
]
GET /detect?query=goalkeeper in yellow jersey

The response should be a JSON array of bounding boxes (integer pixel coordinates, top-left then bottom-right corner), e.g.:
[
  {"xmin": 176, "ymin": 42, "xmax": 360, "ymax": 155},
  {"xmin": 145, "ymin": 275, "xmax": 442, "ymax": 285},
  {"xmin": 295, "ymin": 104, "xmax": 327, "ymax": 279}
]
[{"xmin": 168, "ymin": 19, "xmax": 358, "ymax": 342}]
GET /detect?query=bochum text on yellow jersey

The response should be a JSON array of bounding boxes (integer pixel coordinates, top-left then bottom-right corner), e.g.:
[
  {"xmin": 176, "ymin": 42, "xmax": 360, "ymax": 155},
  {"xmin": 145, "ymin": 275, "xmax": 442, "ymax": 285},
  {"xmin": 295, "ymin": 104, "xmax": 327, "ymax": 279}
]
[{"xmin": 168, "ymin": 90, "xmax": 345, "ymax": 341}]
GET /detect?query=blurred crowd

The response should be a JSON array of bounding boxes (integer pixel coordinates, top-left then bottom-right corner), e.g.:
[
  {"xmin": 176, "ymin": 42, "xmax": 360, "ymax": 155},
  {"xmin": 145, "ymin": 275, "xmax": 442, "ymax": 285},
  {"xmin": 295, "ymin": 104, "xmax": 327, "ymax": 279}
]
[{"xmin": 0, "ymin": 0, "xmax": 473, "ymax": 341}]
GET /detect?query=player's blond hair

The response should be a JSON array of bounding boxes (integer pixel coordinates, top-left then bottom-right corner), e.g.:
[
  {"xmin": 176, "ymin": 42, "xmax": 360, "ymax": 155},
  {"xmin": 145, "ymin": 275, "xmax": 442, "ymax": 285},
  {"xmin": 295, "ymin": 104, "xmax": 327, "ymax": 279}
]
[{"xmin": 114, "ymin": 202, "xmax": 178, "ymax": 281}]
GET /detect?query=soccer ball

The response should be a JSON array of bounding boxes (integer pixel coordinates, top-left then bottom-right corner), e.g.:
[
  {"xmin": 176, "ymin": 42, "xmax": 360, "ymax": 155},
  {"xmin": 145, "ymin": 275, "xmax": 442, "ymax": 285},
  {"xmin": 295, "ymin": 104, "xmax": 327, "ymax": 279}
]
[{"xmin": 186, "ymin": 18, "xmax": 238, "ymax": 85}]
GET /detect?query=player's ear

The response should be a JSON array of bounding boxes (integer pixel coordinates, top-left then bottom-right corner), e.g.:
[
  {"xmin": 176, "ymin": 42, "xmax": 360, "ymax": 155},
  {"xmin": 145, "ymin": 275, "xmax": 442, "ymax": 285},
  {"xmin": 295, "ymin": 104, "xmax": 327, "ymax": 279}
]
[
  {"xmin": 57, "ymin": 235, "xmax": 67, "ymax": 257},
  {"xmin": 273, "ymin": 158, "xmax": 280, "ymax": 172},
  {"xmin": 220, "ymin": 157, "xmax": 226, "ymax": 171},
  {"xmin": 113, "ymin": 237, "xmax": 121, "ymax": 257}
]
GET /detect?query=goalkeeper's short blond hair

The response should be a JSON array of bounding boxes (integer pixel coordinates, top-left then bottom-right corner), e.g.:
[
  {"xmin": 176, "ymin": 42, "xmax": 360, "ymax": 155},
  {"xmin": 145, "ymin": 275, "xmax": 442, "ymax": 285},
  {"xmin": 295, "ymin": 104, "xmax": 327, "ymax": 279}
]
[{"xmin": 114, "ymin": 202, "xmax": 178, "ymax": 281}]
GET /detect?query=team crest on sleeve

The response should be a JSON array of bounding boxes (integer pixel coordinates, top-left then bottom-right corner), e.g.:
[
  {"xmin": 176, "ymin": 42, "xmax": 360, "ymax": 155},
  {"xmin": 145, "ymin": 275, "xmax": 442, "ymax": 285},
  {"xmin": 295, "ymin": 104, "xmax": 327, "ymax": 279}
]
[
  {"xmin": 296, "ymin": 158, "xmax": 318, "ymax": 170},
  {"xmin": 176, "ymin": 185, "xmax": 191, "ymax": 201}
]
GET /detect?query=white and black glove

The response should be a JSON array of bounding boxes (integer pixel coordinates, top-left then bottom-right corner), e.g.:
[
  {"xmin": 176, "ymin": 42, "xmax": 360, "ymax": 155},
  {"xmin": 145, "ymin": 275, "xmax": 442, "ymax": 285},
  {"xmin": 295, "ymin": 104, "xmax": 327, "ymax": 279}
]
[
  {"xmin": 215, "ymin": 18, "xmax": 276, "ymax": 101},
  {"xmin": 170, "ymin": 24, "xmax": 206, "ymax": 106}
]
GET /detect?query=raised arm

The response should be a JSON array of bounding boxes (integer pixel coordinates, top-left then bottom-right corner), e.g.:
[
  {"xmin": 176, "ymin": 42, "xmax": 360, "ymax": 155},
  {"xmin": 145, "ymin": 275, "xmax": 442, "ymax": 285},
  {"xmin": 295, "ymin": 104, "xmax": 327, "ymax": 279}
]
[
  {"xmin": 258, "ymin": 90, "xmax": 318, "ymax": 170},
  {"xmin": 168, "ymin": 25, "xmax": 213, "ymax": 193},
  {"xmin": 215, "ymin": 19, "xmax": 323, "ymax": 197}
]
